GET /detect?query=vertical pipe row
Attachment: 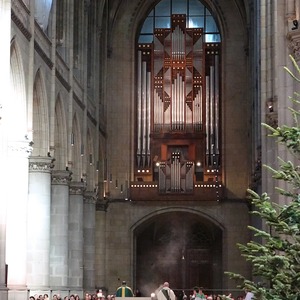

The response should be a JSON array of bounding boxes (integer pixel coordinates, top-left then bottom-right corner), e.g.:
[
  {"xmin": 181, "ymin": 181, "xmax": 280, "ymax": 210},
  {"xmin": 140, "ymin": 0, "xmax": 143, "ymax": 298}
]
[
  {"xmin": 137, "ymin": 51, "xmax": 142, "ymax": 167},
  {"xmin": 214, "ymin": 55, "xmax": 219, "ymax": 156},
  {"xmin": 171, "ymin": 157, "xmax": 174, "ymax": 191},
  {"xmin": 199, "ymin": 86, "xmax": 203, "ymax": 127},
  {"xmin": 154, "ymin": 90, "xmax": 163, "ymax": 131},
  {"xmin": 176, "ymin": 73, "xmax": 179, "ymax": 129},
  {"xmin": 146, "ymin": 72, "xmax": 151, "ymax": 165},
  {"xmin": 142, "ymin": 61, "xmax": 147, "ymax": 167},
  {"xmin": 177, "ymin": 156, "xmax": 180, "ymax": 191},
  {"xmin": 205, "ymin": 75, "xmax": 210, "ymax": 165},
  {"xmin": 210, "ymin": 65, "xmax": 215, "ymax": 164}
]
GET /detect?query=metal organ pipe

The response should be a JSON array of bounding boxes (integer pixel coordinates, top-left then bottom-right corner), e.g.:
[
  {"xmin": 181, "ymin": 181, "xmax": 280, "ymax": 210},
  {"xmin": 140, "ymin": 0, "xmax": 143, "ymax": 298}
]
[
  {"xmin": 176, "ymin": 73, "xmax": 180, "ymax": 129},
  {"xmin": 171, "ymin": 154, "xmax": 181, "ymax": 192},
  {"xmin": 180, "ymin": 75, "xmax": 183, "ymax": 129},
  {"xmin": 142, "ymin": 61, "xmax": 147, "ymax": 167},
  {"xmin": 205, "ymin": 75, "xmax": 210, "ymax": 165},
  {"xmin": 199, "ymin": 86, "xmax": 203, "ymax": 127},
  {"xmin": 137, "ymin": 51, "xmax": 142, "ymax": 167},
  {"xmin": 214, "ymin": 55, "xmax": 220, "ymax": 156},
  {"xmin": 210, "ymin": 65, "xmax": 215, "ymax": 164},
  {"xmin": 154, "ymin": 90, "xmax": 163, "ymax": 131},
  {"xmin": 147, "ymin": 71, "xmax": 151, "ymax": 165}
]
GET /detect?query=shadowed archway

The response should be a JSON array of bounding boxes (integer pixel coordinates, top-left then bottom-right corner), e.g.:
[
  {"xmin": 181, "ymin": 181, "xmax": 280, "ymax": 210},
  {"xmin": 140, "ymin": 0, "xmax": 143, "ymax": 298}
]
[{"xmin": 134, "ymin": 211, "xmax": 223, "ymax": 297}]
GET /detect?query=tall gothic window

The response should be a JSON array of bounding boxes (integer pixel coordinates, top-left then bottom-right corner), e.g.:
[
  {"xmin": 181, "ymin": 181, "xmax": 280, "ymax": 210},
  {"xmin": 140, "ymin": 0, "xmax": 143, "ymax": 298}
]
[{"xmin": 135, "ymin": 0, "xmax": 221, "ymax": 194}]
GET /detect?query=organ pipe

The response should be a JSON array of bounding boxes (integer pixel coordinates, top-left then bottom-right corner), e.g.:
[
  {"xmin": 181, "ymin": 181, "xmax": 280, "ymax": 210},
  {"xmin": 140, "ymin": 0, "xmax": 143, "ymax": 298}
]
[
  {"xmin": 205, "ymin": 75, "xmax": 210, "ymax": 165},
  {"xmin": 214, "ymin": 55, "xmax": 220, "ymax": 156},
  {"xmin": 147, "ymin": 71, "xmax": 151, "ymax": 165},
  {"xmin": 142, "ymin": 61, "xmax": 147, "ymax": 167},
  {"xmin": 210, "ymin": 65, "xmax": 214, "ymax": 163},
  {"xmin": 137, "ymin": 51, "xmax": 142, "ymax": 167}
]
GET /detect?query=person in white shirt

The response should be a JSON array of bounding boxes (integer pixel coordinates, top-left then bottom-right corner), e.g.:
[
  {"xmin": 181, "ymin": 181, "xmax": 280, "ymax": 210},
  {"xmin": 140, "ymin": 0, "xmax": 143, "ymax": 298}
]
[{"xmin": 244, "ymin": 290, "xmax": 254, "ymax": 300}]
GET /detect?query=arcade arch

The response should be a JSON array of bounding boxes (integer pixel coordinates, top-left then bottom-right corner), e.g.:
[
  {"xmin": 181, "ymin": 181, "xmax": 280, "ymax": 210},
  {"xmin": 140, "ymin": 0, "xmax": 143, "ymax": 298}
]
[{"xmin": 133, "ymin": 209, "xmax": 223, "ymax": 295}]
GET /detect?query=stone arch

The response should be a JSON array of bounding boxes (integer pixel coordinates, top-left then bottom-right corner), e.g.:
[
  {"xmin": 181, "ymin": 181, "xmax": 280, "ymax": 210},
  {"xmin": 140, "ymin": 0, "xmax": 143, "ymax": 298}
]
[
  {"xmin": 119, "ymin": 0, "xmax": 231, "ymax": 45},
  {"xmin": 32, "ymin": 68, "xmax": 50, "ymax": 156},
  {"xmin": 9, "ymin": 39, "xmax": 27, "ymax": 141},
  {"xmin": 71, "ymin": 114, "xmax": 82, "ymax": 181},
  {"xmin": 131, "ymin": 207, "xmax": 224, "ymax": 295},
  {"xmin": 86, "ymin": 128, "xmax": 95, "ymax": 190},
  {"xmin": 54, "ymin": 94, "xmax": 67, "ymax": 170},
  {"xmin": 97, "ymin": 138, "xmax": 106, "ymax": 198}
]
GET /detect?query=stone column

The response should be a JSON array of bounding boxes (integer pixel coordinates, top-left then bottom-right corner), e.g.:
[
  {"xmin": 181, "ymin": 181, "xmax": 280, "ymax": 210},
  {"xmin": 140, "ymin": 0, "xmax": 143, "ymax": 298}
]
[
  {"xmin": 95, "ymin": 202, "xmax": 107, "ymax": 289},
  {"xmin": 27, "ymin": 156, "xmax": 53, "ymax": 292},
  {"xmin": 0, "ymin": 0, "xmax": 11, "ymax": 299},
  {"xmin": 5, "ymin": 140, "xmax": 31, "ymax": 300},
  {"xmin": 69, "ymin": 181, "xmax": 85, "ymax": 295},
  {"xmin": 83, "ymin": 192, "xmax": 96, "ymax": 292},
  {"xmin": 50, "ymin": 170, "xmax": 72, "ymax": 291}
]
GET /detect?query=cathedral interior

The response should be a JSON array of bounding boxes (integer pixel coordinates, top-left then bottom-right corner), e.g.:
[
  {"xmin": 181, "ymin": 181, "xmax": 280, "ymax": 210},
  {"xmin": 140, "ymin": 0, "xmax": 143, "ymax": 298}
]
[{"xmin": 0, "ymin": 0, "xmax": 299, "ymax": 299}]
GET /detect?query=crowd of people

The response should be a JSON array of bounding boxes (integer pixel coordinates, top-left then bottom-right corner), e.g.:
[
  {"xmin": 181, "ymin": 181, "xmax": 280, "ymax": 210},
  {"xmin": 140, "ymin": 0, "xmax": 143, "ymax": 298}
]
[
  {"xmin": 157, "ymin": 282, "xmax": 253, "ymax": 300},
  {"xmin": 28, "ymin": 281, "xmax": 253, "ymax": 300}
]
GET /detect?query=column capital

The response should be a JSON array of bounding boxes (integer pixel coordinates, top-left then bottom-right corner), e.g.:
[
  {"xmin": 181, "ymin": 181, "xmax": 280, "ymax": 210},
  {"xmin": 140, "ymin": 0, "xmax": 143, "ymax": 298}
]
[
  {"xmin": 83, "ymin": 191, "xmax": 97, "ymax": 204},
  {"xmin": 287, "ymin": 29, "xmax": 300, "ymax": 61},
  {"xmin": 69, "ymin": 181, "xmax": 86, "ymax": 195},
  {"xmin": 96, "ymin": 199, "xmax": 109, "ymax": 212},
  {"xmin": 7, "ymin": 139, "xmax": 33, "ymax": 158},
  {"xmin": 29, "ymin": 156, "xmax": 54, "ymax": 173},
  {"xmin": 52, "ymin": 170, "xmax": 72, "ymax": 185}
]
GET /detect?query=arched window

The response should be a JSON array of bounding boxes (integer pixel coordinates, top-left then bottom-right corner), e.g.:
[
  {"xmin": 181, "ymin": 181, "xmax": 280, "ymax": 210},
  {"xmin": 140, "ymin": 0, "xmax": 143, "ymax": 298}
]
[
  {"xmin": 135, "ymin": 0, "xmax": 221, "ymax": 196},
  {"xmin": 138, "ymin": 0, "xmax": 220, "ymax": 43}
]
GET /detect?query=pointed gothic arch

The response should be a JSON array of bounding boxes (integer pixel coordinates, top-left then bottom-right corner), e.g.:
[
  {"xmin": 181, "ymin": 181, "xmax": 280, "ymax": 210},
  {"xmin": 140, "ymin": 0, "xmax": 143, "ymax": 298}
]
[
  {"xmin": 54, "ymin": 94, "xmax": 67, "ymax": 170},
  {"xmin": 7, "ymin": 38, "xmax": 28, "ymax": 287},
  {"xmin": 86, "ymin": 128, "xmax": 95, "ymax": 190},
  {"xmin": 32, "ymin": 69, "xmax": 50, "ymax": 157},
  {"xmin": 9, "ymin": 40, "xmax": 27, "ymax": 141},
  {"xmin": 71, "ymin": 114, "xmax": 82, "ymax": 181},
  {"xmin": 132, "ymin": 208, "xmax": 224, "ymax": 294}
]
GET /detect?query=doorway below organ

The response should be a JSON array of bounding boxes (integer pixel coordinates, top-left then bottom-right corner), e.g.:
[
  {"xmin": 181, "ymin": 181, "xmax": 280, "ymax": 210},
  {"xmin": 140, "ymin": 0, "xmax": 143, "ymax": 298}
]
[{"xmin": 134, "ymin": 211, "xmax": 223, "ymax": 297}]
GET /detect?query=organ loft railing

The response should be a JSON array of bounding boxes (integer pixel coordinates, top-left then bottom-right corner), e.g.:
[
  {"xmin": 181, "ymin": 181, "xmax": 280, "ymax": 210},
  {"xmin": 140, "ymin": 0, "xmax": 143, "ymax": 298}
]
[{"xmin": 132, "ymin": 14, "xmax": 222, "ymax": 200}]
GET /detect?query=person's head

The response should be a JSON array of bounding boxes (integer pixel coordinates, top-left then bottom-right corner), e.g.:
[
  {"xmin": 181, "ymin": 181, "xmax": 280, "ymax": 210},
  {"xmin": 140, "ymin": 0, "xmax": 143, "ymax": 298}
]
[
  {"xmin": 122, "ymin": 281, "xmax": 127, "ymax": 286},
  {"xmin": 30, "ymin": 297, "xmax": 35, "ymax": 300},
  {"xmin": 163, "ymin": 282, "xmax": 169, "ymax": 288}
]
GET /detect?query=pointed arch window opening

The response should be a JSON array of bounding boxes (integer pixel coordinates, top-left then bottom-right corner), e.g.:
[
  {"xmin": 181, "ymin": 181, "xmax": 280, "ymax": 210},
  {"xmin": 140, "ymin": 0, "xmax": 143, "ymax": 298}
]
[{"xmin": 135, "ymin": 0, "xmax": 222, "ymax": 194}]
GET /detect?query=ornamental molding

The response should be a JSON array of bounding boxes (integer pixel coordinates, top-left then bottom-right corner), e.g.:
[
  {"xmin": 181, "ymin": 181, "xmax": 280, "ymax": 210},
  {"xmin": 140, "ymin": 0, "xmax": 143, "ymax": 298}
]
[
  {"xmin": 7, "ymin": 140, "xmax": 33, "ymax": 157},
  {"xmin": 83, "ymin": 191, "xmax": 97, "ymax": 204},
  {"xmin": 287, "ymin": 29, "xmax": 300, "ymax": 61},
  {"xmin": 96, "ymin": 199, "xmax": 109, "ymax": 212},
  {"xmin": 69, "ymin": 181, "xmax": 86, "ymax": 195},
  {"xmin": 52, "ymin": 170, "xmax": 72, "ymax": 185},
  {"xmin": 29, "ymin": 156, "xmax": 54, "ymax": 173},
  {"xmin": 11, "ymin": 0, "xmax": 31, "ymax": 42}
]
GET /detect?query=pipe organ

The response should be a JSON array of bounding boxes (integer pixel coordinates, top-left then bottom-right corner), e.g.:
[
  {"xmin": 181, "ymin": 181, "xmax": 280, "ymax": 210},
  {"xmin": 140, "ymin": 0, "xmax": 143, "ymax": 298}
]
[{"xmin": 135, "ymin": 14, "xmax": 221, "ymax": 194}]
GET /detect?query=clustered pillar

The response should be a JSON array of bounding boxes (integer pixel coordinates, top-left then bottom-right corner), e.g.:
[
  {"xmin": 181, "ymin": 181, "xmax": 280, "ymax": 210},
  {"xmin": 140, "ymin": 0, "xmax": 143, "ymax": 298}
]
[{"xmin": 50, "ymin": 170, "xmax": 72, "ymax": 290}]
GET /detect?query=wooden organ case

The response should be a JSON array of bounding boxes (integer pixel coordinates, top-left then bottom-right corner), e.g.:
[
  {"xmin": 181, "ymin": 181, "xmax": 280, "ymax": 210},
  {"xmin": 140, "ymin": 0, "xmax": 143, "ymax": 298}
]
[{"xmin": 131, "ymin": 15, "xmax": 223, "ymax": 201}]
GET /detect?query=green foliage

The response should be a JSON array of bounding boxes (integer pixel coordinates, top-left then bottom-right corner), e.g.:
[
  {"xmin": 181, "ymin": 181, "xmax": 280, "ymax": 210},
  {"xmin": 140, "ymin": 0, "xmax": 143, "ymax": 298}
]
[{"xmin": 225, "ymin": 55, "xmax": 300, "ymax": 300}]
